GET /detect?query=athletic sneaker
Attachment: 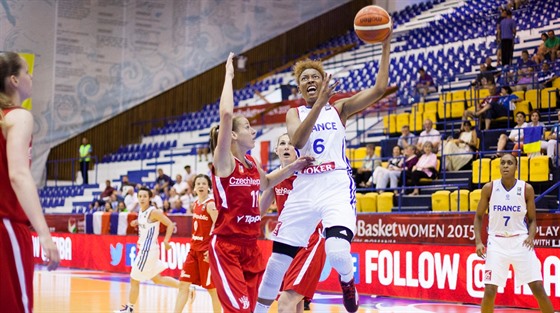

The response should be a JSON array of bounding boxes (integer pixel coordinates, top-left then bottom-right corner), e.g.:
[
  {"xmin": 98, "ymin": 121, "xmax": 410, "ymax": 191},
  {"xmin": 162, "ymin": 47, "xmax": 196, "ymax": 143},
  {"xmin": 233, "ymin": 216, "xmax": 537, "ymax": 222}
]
[
  {"xmin": 114, "ymin": 305, "xmax": 133, "ymax": 313},
  {"xmin": 303, "ymin": 299, "xmax": 311, "ymax": 311},
  {"xmin": 339, "ymin": 276, "xmax": 359, "ymax": 312}
]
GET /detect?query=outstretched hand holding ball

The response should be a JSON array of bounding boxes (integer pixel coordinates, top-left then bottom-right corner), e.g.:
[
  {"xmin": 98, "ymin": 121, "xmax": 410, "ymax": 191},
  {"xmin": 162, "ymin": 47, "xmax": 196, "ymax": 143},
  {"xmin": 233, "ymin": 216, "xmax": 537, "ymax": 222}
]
[{"xmin": 354, "ymin": 5, "xmax": 392, "ymax": 44}]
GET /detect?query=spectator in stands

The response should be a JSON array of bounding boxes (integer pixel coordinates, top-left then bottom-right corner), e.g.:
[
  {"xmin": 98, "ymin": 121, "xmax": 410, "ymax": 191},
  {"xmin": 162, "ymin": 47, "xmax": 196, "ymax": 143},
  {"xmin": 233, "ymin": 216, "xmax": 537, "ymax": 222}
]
[
  {"xmin": 91, "ymin": 200, "xmax": 102, "ymax": 212},
  {"xmin": 369, "ymin": 146, "xmax": 403, "ymax": 194},
  {"xmin": 495, "ymin": 7, "xmax": 504, "ymax": 66},
  {"xmin": 119, "ymin": 175, "xmax": 136, "ymax": 194},
  {"xmin": 545, "ymin": 30, "xmax": 560, "ymax": 62},
  {"xmin": 485, "ymin": 57, "xmax": 497, "ymax": 73},
  {"xmin": 162, "ymin": 200, "xmax": 171, "ymax": 213},
  {"xmin": 109, "ymin": 191, "xmax": 120, "ymax": 209},
  {"xmin": 184, "ymin": 165, "xmax": 196, "ymax": 187},
  {"xmin": 104, "ymin": 202, "xmax": 114, "ymax": 213},
  {"xmin": 116, "ymin": 201, "xmax": 127, "ymax": 212},
  {"xmin": 168, "ymin": 188, "xmax": 179, "ymax": 206},
  {"xmin": 410, "ymin": 142, "xmax": 438, "ymax": 196},
  {"xmin": 517, "ymin": 50, "xmax": 537, "ymax": 73},
  {"xmin": 156, "ymin": 168, "xmax": 172, "ymax": 191},
  {"xmin": 355, "ymin": 143, "xmax": 381, "ymax": 187},
  {"xmin": 472, "ymin": 64, "xmax": 495, "ymax": 88},
  {"xmin": 538, "ymin": 61, "xmax": 557, "ymax": 88},
  {"xmin": 124, "ymin": 188, "xmax": 139, "ymax": 213},
  {"xmin": 172, "ymin": 174, "xmax": 189, "ymax": 195},
  {"xmin": 397, "ymin": 125, "xmax": 416, "ymax": 149},
  {"xmin": 443, "ymin": 120, "xmax": 477, "ymax": 171},
  {"xmin": 79, "ymin": 137, "xmax": 92, "ymax": 185},
  {"xmin": 532, "ymin": 33, "xmax": 550, "ymax": 64},
  {"xmin": 514, "ymin": 67, "xmax": 537, "ymax": 91},
  {"xmin": 288, "ymin": 86, "xmax": 302, "ymax": 100},
  {"xmin": 415, "ymin": 68, "xmax": 436, "ymax": 102},
  {"xmin": 169, "ymin": 199, "xmax": 187, "ymax": 214},
  {"xmin": 416, "ymin": 119, "xmax": 440, "ymax": 153},
  {"xmin": 543, "ymin": 110, "xmax": 560, "ymax": 166},
  {"xmin": 206, "ymin": 162, "xmax": 213, "ymax": 177},
  {"xmin": 402, "ymin": 145, "xmax": 419, "ymax": 180},
  {"xmin": 496, "ymin": 111, "xmax": 527, "ymax": 156},
  {"xmin": 197, "ymin": 145, "xmax": 210, "ymax": 162},
  {"xmin": 514, "ymin": 110, "xmax": 547, "ymax": 157},
  {"xmin": 497, "ymin": 9, "xmax": 516, "ymax": 65},
  {"xmin": 180, "ymin": 190, "xmax": 195, "ymax": 212},
  {"xmin": 463, "ymin": 84, "xmax": 504, "ymax": 130},
  {"xmin": 99, "ymin": 179, "xmax": 115, "ymax": 201},
  {"xmin": 152, "ymin": 187, "xmax": 163, "ymax": 209}
]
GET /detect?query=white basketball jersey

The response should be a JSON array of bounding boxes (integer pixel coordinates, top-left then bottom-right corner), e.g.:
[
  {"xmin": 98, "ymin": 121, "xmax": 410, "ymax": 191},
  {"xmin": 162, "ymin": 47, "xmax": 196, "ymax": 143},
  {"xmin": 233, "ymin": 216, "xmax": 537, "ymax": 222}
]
[
  {"xmin": 296, "ymin": 104, "xmax": 351, "ymax": 174},
  {"xmin": 488, "ymin": 179, "xmax": 527, "ymax": 236},
  {"xmin": 137, "ymin": 206, "xmax": 160, "ymax": 250}
]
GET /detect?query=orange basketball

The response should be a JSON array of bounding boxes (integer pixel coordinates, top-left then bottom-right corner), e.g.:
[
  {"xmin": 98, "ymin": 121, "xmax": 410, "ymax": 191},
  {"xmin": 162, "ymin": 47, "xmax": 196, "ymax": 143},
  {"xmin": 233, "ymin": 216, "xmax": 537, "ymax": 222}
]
[{"xmin": 354, "ymin": 5, "xmax": 392, "ymax": 44}]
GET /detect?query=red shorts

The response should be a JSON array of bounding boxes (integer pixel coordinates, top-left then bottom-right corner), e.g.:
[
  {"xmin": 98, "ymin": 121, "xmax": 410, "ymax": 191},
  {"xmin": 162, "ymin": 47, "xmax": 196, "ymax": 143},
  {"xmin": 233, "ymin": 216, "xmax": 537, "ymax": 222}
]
[
  {"xmin": 0, "ymin": 219, "xmax": 34, "ymax": 313},
  {"xmin": 209, "ymin": 236, "xmax": 265, "ymax": 313},
  {"xmin": 180, "ymin": 249, "xmax": 214, "ymax": 289},
  {"xmin": 281, "ymin": 227, "xmax": 326, "ymax": 300}
]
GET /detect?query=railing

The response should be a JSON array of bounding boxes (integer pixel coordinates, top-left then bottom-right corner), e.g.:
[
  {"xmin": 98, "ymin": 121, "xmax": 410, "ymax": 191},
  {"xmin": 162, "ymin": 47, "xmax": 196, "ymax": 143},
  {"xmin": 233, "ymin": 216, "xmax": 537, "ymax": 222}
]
[{"xmin": 46, "ymin": 156, "xmax": 98, "ymax": 187}]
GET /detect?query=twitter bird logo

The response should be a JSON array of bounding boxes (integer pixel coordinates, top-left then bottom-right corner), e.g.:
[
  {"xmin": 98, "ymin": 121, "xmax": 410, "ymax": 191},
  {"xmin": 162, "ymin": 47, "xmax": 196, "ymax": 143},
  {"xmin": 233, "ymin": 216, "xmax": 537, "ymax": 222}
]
[{"xmin": 110, "ymin": 243, "xmax": 124, "ymax": 266}]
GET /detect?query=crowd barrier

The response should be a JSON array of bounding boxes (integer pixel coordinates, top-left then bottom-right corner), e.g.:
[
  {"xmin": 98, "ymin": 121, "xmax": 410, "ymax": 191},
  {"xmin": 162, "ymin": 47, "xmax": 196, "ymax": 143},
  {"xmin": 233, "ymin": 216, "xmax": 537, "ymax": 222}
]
[{"xmin": 36, "ymin": 213, "xmax": 560, "ymax": 310}]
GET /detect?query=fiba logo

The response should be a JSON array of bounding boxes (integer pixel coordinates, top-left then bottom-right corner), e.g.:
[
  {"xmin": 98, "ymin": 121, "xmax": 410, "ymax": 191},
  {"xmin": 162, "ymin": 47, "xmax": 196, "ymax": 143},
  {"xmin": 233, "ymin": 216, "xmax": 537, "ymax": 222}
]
[{"xmin": 484, "ymin": 270, "xmax": 492, "ymax": 282}]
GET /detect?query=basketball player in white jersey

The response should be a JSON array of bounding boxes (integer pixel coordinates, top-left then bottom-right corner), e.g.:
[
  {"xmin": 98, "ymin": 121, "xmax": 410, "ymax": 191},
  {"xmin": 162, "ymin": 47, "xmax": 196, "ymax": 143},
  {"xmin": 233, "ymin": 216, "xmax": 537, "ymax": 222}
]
[
  {"xmin": 115, "ymin": 187, "xmax": 180, "ymax": 313},
  {"xmin": 255, "ymin": 31, "xmax": 392, "ymax": 313},
  {"xmin": 474, "ymin": 154, "xmax": 553, "ymax": 313}
]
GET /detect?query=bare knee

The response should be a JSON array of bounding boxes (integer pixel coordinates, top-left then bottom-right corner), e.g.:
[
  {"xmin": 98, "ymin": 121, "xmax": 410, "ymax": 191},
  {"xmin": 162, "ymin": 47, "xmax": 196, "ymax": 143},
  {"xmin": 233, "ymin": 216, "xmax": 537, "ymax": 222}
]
[
  {"xmin": 178, "ymin": 281, "xmax": 190, "ymax": 293},
  {"xmin": 528, "ymin": 280, "xmax": 548, "ymax": 297}
]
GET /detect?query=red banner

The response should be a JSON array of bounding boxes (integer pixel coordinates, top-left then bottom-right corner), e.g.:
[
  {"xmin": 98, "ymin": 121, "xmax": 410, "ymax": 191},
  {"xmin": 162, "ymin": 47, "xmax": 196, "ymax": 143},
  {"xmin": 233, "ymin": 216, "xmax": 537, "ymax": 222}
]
[
  {"xmin": 31, "ymin": 233, "xmax": 272, "ymax": 277},
  {"xmin": 32, "ymin": 233, "xmax": 559, "ymax": 310},
  {"xmin": 45, "ymin": 213, "xmax": 560, "ymax": 248},
  {"xmin": 316, "ymin": 242, "xmax": 560, "ymax": 310}
]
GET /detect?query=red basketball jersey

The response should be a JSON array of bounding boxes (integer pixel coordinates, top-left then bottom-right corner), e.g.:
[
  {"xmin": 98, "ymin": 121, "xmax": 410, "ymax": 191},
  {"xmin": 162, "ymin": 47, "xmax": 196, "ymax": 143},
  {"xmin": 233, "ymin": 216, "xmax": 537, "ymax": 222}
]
[
  {"xmin": 0, "ymin": 108, "xmax": 30, "ymax": 224},
  {"xmin": 212, "ymin": 155, "xmax": 261, "ymax": 240},
  {"xmin": 191, "ymin": 197, "xmax": 215, "ymax": 251},
  {"xmin": 274, "ymin": 175, "xmax": 296, "ymax": 214}
]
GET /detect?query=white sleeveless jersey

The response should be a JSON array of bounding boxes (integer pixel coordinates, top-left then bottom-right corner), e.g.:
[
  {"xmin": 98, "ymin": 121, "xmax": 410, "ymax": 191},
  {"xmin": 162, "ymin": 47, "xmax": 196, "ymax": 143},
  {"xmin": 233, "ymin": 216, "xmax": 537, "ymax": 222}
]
[
  {"xmin": 296, "ymin": 104, "xmax": 351, "ymax": 174},
  {"xmin": 137, "ymin": 206, "xmax": 160, "ymax": 250},
  {"xmin": 488, "ymin": 179, "xmax": 528, "ymax": 236}
]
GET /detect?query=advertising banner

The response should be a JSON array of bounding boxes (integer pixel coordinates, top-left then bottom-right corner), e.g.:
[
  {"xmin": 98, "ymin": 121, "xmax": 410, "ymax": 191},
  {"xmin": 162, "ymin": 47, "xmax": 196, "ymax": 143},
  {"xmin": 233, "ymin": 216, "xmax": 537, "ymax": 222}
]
[
  {"xmin": 32, "ymin": 233, "xmax": 559, "ymax": 310},
  {"xmin": 317, "ymin": 242, "xmax": 560, "ymax": 310},
  {"xmin": 46, "ymin": 213, "xmax": 560, "ymax": 248}
]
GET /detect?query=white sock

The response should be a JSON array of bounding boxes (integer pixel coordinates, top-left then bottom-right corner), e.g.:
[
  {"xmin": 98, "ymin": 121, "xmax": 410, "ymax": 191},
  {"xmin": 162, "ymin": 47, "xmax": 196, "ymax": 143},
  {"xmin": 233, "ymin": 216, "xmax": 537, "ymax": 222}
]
[
  {"xmin": 254, "ymin": 302, "xmax": 271, "ymax": 313},
  {"xmin": 326, "ymin": 237, "xmax": 354, "ymax": 283}
]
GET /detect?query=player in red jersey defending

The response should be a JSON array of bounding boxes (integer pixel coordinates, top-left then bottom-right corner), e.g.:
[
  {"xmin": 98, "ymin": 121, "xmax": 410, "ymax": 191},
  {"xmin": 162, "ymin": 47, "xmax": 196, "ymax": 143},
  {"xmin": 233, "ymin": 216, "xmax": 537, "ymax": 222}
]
[
  {"xmin": 0, "ymin": 51, "xmax": 60, "ymax": 313},
  {"xmin": 260, "ymin": 133, "xmax": 326, "ymax": 313},
  {"xmin": 173, "ymin": 174, "xmax": 221, "ymax": 313},
  {"xmin": 208, "ymin": 52, "xmax": 312, "ymax": 313}
]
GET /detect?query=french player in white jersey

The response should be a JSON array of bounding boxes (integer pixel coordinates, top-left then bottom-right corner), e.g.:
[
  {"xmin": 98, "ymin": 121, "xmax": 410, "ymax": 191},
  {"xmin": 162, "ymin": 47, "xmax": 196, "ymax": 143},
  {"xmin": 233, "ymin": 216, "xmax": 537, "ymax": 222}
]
[
  {"xmin": 255, "ymin": 28, "xmax": 392, "ymax": 313},
  {"xmin": 115, "ymin": 187, "xmax": 180, "ymax": 313},
  {"xmin": 474, "ymin": 154, "xmax": 553, "ymax": 313}
]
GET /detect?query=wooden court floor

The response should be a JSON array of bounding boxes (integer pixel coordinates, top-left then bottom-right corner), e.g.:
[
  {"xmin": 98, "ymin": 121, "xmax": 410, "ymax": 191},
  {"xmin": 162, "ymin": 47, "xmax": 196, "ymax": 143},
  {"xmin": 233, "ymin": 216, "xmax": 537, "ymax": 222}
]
[{"xmin": 33, "ymin": 266, "xmax": 538, "ymax": 313}]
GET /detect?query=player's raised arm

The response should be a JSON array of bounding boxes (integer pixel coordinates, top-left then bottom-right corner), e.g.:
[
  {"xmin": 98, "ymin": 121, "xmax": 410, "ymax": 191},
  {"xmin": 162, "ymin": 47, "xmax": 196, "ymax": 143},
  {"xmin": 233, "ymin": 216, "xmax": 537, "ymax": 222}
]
[
  {"xmin": 335, "ymin": 34, "xmax": 391, "ymax": 123},
  {"xmin": 212, "ymin": 52, "xmax": 236, "ymax": 177}
]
